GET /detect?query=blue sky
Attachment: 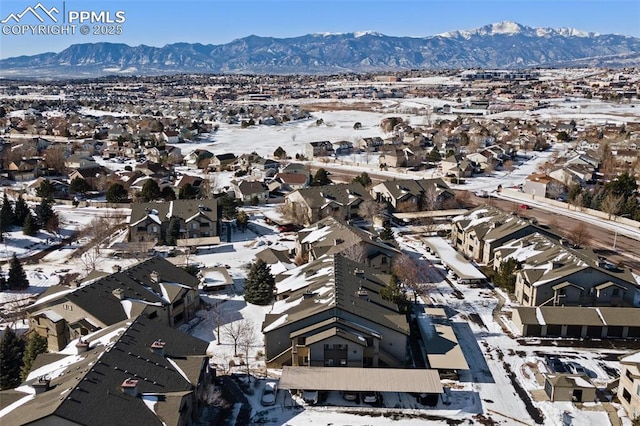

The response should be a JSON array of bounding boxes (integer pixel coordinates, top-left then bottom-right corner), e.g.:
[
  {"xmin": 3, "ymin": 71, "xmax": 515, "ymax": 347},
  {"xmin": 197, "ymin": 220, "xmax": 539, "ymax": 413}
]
[{"xmin": 1, "ymin": 0, "xmax": 638, "ymax": 59}]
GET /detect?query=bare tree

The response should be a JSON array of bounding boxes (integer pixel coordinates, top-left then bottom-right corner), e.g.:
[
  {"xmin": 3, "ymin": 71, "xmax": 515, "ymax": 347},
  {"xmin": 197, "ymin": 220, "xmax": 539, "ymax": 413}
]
[
  {"xmin": 601, "ymin": 193, "xmax": 624, "ymax": 220},
  {"xmin": 392, "ymin": 254, "xmax": 419, "ymax": 299},
  {"xmin": 199, "ymin": 173, "xmax": 218, "ymax": 198},
  {"xmin": 276, "ymin": 202, "xmax": 309, "ymax": 226},
  {"xmin": 358, "ymin": 199, "xmax": 385, "ymax": 222},
  {"xmin": 546, "ymin": 181, "xmax": 567, "ymax": 200},
  {"xmin": 342, "ymin": 243, "xmax": 367, "ymax": 264},
  {"xmin": 44, "ymin": 145, "xmax": 67, "ymax": 174},
  {"xmin": 503, "ymin": 160, "xmax": 516, "ymax": 174},
  {"xmin": 568, "ymin": 222, "xmax": 592, "ymax": 248},
  {"xmin": 420, "ymin": 186, "xmax": 440, "ymax": 211},
  {"xmin": 222, "ymin": 318, "xmax": 254, "ymax": 357},
  {"xmin": 237, "ymin": 319, "xmax": 259, "ymax": 381}
]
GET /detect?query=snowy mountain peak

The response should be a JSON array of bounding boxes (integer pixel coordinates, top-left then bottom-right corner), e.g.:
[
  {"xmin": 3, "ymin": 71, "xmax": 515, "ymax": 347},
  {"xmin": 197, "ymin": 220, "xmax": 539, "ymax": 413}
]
[
  {"xmin": 438, "ymin": 21, "xmax": 596, "ymax": 39},
  {"xmin": 489, "ymin": 21, "xmax": 524, "ymax": 35}
]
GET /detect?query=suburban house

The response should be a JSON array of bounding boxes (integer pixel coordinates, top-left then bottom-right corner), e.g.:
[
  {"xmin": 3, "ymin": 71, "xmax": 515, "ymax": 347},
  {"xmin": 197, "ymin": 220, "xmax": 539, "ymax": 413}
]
[
  {"xmin": 284, "ymin": 182, "xmax": 373, "ymax": 225},
  {"xmin": 209, "ymin": 153, "xmax": 237, "ymax": 171},
  {"xmin": 262, "ymin": 254, "xmax": 409, "ymax": 369},
  {"xmin": 27, "ymin": 257, "xmax": 202, "ymax": 351},
  {"xmin": 293, "ymin": 216, "xmax": 399, "ymax": 272},
  {"xmin": 64, "ymin": 154, "xmax": 99, "ymax": 170},
  {"xmin": 523, "ymin": 173, "xmax": 565, "ymax": 199},
  {"xmin": 68, "ymin": 166, "xmax": 110, "ymax": 190},
  {"xmin": 370, "ymin": 178, "xmax": 454, "ymax": 210},
  {"xmin": 358, "ymin": 136, "xmax": 384, "ymax": 152},
  {"xmin": 255, "ymin": 247, "xmax": 295, "ymax": 275},
  {"xmin": 499, "ymin": 233, "xmax": 640, "ymax": 307},
  {"xmin": 618, "ymin": 352, "xmax": 640, "ymax": 420},
  {"xmin": 0, "ymin": 316, "xmax": 213, "ymax": 426},
  {"xmin": 331, "ymin": 140, "xmax": 354, "ymax": 156},
  {"xmin": 451, "ymin": 206, "xmax": 557, "ymax": 265},
  {"xmin": 128, "ymin": 198, "xmax": 220, "ymax": 245},
  {"xmin": 304, "ymin": 141, "xmax": 334, "ymax": 159},
  {"xmin": 162, "ymin": 129, "xmax": 181, "ymax": 143},
  {"xmin": 440, "ymin": 154, "xmax": 474, "ymax": 179},
  {"xmin": 184, "ymin": 148, "xmax": 214, "ymax": 169},
  {"xmin": 272, "ymin": 172, "xmax": 309, "ymax": 192},
  {"xmin": 6, "ymin": 158, "xmax": 46, "ymax": 181},
  {"xmin": 230, "ymin": 179, "xmax": 269, "ymax": 204}
]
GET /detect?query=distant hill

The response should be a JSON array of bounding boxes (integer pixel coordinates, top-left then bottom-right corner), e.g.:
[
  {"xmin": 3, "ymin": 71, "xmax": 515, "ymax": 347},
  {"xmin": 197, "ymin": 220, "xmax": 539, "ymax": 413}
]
[{"xmin": 2, "ymin": 21, "xmax": 639, "ymax": 78}]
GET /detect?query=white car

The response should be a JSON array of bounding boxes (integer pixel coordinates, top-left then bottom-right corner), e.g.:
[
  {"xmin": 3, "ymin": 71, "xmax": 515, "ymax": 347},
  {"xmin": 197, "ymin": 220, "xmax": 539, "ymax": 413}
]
[
  {"xmin": 302, "ymin": 390, "xmax": 319, "ymax": 405},
  {"xmin": 261, "ymin": 381, "xmax": 278, "ymax": 406}
]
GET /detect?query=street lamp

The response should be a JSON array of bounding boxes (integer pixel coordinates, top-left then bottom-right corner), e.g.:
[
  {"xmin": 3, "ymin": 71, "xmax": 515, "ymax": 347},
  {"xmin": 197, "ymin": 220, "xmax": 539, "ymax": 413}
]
[{"xmin": 613, "ymin": 213, "xmax": 631, "ymax": 251}]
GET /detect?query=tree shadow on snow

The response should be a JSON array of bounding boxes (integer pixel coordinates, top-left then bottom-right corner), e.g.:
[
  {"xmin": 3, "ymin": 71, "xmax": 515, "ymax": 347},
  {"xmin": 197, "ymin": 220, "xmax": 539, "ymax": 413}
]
[{"xmin": 452, "ymin": 322, "xmax": 495, "ymax": 384}]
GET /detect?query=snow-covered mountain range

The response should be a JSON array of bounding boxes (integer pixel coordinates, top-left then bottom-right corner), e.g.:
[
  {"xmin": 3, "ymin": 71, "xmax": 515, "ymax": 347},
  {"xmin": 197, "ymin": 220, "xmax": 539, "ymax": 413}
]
[{"xmin": 1, "ymin": 21, "xmax": 638, "ymax": 78}]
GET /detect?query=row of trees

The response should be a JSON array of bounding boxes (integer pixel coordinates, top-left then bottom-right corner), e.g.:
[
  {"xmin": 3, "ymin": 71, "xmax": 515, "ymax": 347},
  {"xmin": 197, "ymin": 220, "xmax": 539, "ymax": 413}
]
[
  {"xmin": 568, "ymin": 172, "xmax": 639, "ymax": 220},
  {"xmin": 1, "ymin": 193, "xmax": 58, "ymax": 239},
  {"xmin": 0, "ymin": 330, "xmax": 48, "ymax": 390}
]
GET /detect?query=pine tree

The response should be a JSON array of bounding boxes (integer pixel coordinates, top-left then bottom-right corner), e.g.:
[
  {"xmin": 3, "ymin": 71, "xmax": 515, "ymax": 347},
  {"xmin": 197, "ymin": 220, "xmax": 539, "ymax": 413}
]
[
  {"xmin": 140, "ymin": 180, "xmax": 161, "ymax": 202},
  {"xmin": 21, "ymin": 333, "xmax": 48, "ymax": 380},
  {"xmin": 494, "ymin": 258, "xmax": 519, "ymax": 292},
  {"xmin": 0, "ymin": 194, "xmax": 15, "ymax": 233},
  {"xmin": 379, "ymin": 224, "xmax": 395, "ymax": 241},
  {"xmin": 178, "ymin": 183, "xmax": 198, "ymax": 200},
  {"xmin": 34, "ymin": 198, "xmax": 55, "ymax": 229},
  {"xmin": 8, "ymin": 254, "xmax": 29, "ymax": 290},
  {"xmin": 244, "ymin": 260, "xmax": 275, "ymax": 305},
  {"xmin": 0, "ymin": 264, "xmax": 6, "ymax": 291},
  {"xmin": 13, "ymin": 195, "xmax": 30, "ymax": 227},
  {"xmin": 0, "ymin": 328, "xmax": 25, "ymax": 390},
  {"xmin": 106, "ymin": 183, "xmax": 128, "ymax": 203},
  {"xmin": 311, "ymin": 168, "xmax": 332, "ymax": 186},
  {"xmin": 22, "ymin": 213, "xmax": 37, "ymax": 236},
  {"xmin": 166, "ymin": 217, "xmax": 181, "ymax": 246}
]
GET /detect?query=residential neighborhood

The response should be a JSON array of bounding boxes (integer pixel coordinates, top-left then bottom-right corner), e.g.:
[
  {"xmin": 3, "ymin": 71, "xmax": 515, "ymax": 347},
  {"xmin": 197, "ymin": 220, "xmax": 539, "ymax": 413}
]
[{"xmin": 0, "ymin": 67, "xmax": 639, "ymax": 426}]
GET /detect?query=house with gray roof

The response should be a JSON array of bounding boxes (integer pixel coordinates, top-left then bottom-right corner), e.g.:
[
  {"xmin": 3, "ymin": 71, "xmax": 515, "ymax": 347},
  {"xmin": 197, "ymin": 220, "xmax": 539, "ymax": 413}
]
[
  {"xmin": 262, "ymin": 254, "xmax": 409, "ymax": 369},
  {"xmin": 0, "ymin": 316, "xmax": 212, "ymax": 426},
  {"xmin": 304, "ymin": 140, "xmax": 334, "ymax": 159},
  {"xmin": 128, "ymin": 198, "xmax": 220, "ymax": 245},
  {"xmin": 284, "ymin": 182, "xmax": 373, "ymax": 225},
  {"xmin": 27, "ymin": 257, "xmax": 201, "ymax": 351},
  {"xmin": 294, "ymin": 216, "xmax": 399, "ymax": 272},
  {"xmin": 370, "ymin": 178, "xmax": 454, "ymax": 211},
  {"xmin": 497, "ymin": 233, "xmax": 640, "ymax": 307}
]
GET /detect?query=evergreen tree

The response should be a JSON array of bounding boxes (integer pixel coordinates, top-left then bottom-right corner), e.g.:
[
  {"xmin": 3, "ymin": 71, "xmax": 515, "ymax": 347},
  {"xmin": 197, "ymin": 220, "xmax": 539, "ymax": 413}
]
[
  {"xmin": 166, "ymin": 217, "xmax": 181, "ymax": 246},
  {"xmin": 244, "ymin": 260, "xmax": 275, "ymax": 305},
  {"xmin": 8, "ymin": 254, "xmax": 29, "ymax": 290},
  {"xmin": 379, "ymin": 274, "xmax": 409, "ymax": 313},
  {"xmin": 140, "ymin": 180, "xmax": 161, "ymax": 202},
  {"xmin": 0, "ymin": 194, "xmax": 15, "ymax": 233},
  {"xmin": 379, "ymin": 224, "xmax": 394, "ymax": 241},
  {"xmin": 351, "ymin": 172, "xmax": 372, "ymax": 188},
  {"xmin": 0, "ymin": 264, "xmax": 6, "ymax": 291},
  {"xmin": 161, "ymin": 186, "xmax": 176, "ymax": 201},
  {"xmin": 20, "ymin": 333, "xmax": 48, "ymax": 381},
  {"xmin": 13, "ymin": 195, "xmax": 29, "ymax": 227},
  {"xmin": 494, "ymin": 258, "xmax": 519, "ymax": 292},
  {"xmin": 178, "ymin": 183, "xmax": 198, "ymax": 200},
  {"xmin": 106, "ymin": 183, "xmax": 128, "ymax": 203},
  {"xmin": 427, "ymin": 147, "xmax": 442, "ymax": 162},
  {"xmin": 22, "ymin": 213, "xmax": 37, "ymax": 236},
  {"xmin": 0, "ymin": 328, "xmax": 25, "ymax": 390},
  {"xmin": 219, "ymin": 194, "xmax": 240, "ymax": 220},
  {"xmin": 34, "ymin": 198, "xmax": 55, "ymax": 230},
  {"xmin": 311, "ymin": 168, "xmax": 332, "ymax": 186},
  {"xmin": 35, "ymin": 179, "xmax": 55, "ymax": 199},
  {"xmin": 69, "ymin": 177, "xmax": 91, "ymax": 194}
]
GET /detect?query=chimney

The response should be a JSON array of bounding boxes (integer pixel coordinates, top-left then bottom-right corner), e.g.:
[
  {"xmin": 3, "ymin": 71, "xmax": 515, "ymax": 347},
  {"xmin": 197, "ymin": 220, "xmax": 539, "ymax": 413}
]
[
  {"xmin": 302, "ymin": 290, "xmax": 315, "ymax": 299},
  {"xmin": 150, "ymin": 271, "xmax": 160, "ymax": 284},
  {"xmin": 112, "ymin": 288, "xmax": 125, "ymax": 300},
  {"xmin": 112, "ymin": 265, "xmax": 122, "ymax": 273},
  {"xmin": 75, "ymin": 339, "xmax": 89, "ymax": 354},
  {"xmin": 150, "ymin": 339, "xmax": 166, "ymax": 356},
  {"xmin": 32, "ymin": 376, "xmax": 51, "ymax": 394},
  {"xmin": 121, "ymin": 378, "xmax": 139, "ymax": 397},
  {"xmin": 357, "ymin": 287, "xmax": 368, "ymax": 299},
  {"xmin": 354, "ymin": 268, "xmax": 364, "ymax": 277}
]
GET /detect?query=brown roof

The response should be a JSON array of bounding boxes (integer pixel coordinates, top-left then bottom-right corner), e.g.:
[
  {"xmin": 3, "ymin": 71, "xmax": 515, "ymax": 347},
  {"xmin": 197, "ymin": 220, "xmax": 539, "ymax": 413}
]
[{"xmin": 279, "ymin": 366, "xmax": 443, "ymax": 393}]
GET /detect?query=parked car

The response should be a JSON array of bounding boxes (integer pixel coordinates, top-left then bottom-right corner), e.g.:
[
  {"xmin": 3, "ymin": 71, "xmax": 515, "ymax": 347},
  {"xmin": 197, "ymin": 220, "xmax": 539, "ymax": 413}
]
[
  {"xmin": 342, "ymin": 391, "xmax": 358, "ymax": 401},
  {"xmin": 261, "ymin": 381, "xmax": 278, "ymax": 406},
  {"xmin": 567, "ymin": 363, "xmax": 586, "ymax": 375},
  {"xmin": 361, "ymin": 391, "xmax": 379, "ymax": 404},
  {"xmin": 302, "ymin": 390, "xmax": 319, "ymax": 405},
  {"xmin": 545, "ymin": 355, "xmax": 567, "ymax": 373},
  {"xmin": 520, "ymin": 204, "xmax": 532, "ymax": 210}
]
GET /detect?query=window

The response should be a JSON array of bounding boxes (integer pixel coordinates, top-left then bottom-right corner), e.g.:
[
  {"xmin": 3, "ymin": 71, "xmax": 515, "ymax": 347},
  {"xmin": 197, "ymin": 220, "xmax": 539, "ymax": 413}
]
[
  {"xmin": 324, "ymin": 344, "xmax": 333, "ymax": 350},
  {"xmin": 612, "ymin": 288, "xmax": 620, "ymax": 297},
  {"xmin": 325, "ymin": 358, "xmax": 334, "ymax": 366},
  {"xmin": 339, "ymin": 359, "xmax": 347, "ymax": 366},
  {"xmin": 151, "ymin": 226, "xmax": 158, "ymax": 233},
  {"xmin": 623, "ymin": 388, "xmax": 632, "ymax": 403}
]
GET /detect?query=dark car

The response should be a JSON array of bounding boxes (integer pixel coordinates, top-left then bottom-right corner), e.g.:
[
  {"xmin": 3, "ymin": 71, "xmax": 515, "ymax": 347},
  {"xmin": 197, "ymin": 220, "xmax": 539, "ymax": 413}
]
[{"xmin": 545, "ymin": 355, "xmax": 567, "ymax": 373}]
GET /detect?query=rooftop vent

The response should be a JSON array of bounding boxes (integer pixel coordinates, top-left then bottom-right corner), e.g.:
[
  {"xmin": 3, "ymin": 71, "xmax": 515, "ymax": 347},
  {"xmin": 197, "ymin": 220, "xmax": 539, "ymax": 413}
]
[
  {"xmin": 353, "ymin": 268, "xmax": 365, "ymax": 277},
  {"xmin": 150, "ymin": 271, "xmax": 160, "ymax": 284},
  {"xmin": 121, "ymin": 378, "xmax": 139, "ymax": 397},
  {"xmin": 112, "ymin": 288, "xmax": 125, "ymax": 300},
  {"xmin": 32, "ymin": 376, "xmax": 51, "ymax": 394},
  {"xmin": 76, "ymin": 339, "xmax": 89, "ymax": 354},
  {"xmin": 150, "ymin": 339, "xmax": 166, "ymax": 356}
]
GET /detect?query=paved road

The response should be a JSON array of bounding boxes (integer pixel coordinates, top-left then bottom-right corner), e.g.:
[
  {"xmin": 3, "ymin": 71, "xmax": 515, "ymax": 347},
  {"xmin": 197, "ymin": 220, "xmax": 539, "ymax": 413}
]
[{"xmin": 464, "ymin": 193, "xmax": 640, "ymax": 274}]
